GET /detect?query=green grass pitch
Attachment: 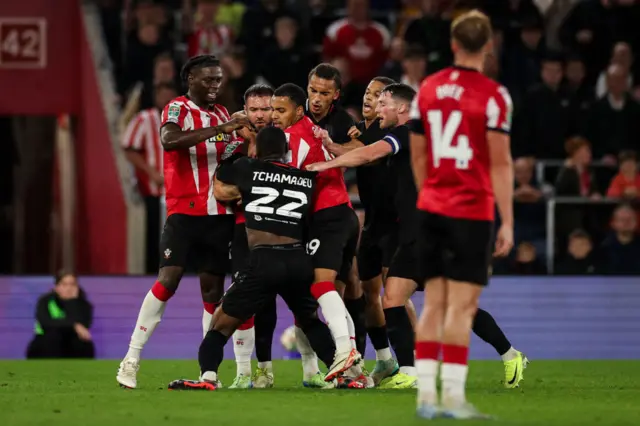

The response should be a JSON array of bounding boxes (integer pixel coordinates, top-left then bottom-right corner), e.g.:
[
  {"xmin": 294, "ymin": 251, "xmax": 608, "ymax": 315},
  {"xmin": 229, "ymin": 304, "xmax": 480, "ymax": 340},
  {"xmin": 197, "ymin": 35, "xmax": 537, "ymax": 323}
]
[{"xmin": 1, "ymin": 360, "xmax": 639, "ymax": 426}]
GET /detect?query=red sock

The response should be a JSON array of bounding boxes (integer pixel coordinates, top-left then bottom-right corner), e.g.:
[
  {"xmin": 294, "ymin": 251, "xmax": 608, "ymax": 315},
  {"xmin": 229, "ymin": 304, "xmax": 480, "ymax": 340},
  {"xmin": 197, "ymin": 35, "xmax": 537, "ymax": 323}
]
[
  {"xmin": 151, "ymin": 281, "xmax": 174, "ymax": 302},
  {"xmin": 442, "ymin": 344, "xmax": 469, "ymax": 365},
  {"xmin": 203, "ymin": 302, "xmax": 219, "ymax": 315},
  {"xmin": 310, "ymin": 281, "xmax": 335, "ymax": 300},
  {"xmin": 238, "ymin": 316, "xmax": 254, "ymax": 330},
  {"xmin": 415, "ymin": 341, "xmax": 441, "ymax": 361}
]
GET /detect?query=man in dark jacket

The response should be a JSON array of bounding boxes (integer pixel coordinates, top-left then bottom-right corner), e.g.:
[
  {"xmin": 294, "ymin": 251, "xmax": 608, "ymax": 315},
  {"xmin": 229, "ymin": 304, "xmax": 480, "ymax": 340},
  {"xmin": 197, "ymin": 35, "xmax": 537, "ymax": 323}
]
[{"xmin": 26, "ymin": 271, "xmax": 95, "ymax": 359}]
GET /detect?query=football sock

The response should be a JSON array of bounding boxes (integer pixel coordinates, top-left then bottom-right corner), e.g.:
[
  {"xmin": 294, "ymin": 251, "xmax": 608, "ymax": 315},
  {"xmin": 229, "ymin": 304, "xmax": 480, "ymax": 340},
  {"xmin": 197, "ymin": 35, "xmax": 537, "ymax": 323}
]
[
  {"xmin": 257, "ymin": 361, "xmax": 273, "ymax": 372},
  {"xmin": 441, "ymin": 344, "xmax": 469, "ymax": 404},
  {"xmin": 298, "ymin": 317, "xmax": 336, "ymax": 370},
  {"xmin": 384, "ymin": 306, "xmax": 415, "ymax": 369},
  {"xmin": 199, "ymin": 329, "xmax": 229, "ymax": 376},
  {"xmin": 416, "ymin": 341, "xmax": 440, "ymax": 405},
  {"xmin": 255, "ymin": 297, "xmax": 277, "ymax": 363},
  {"xmin": 345, "ymin": 310, "xmax": 357, "ymax": 350},
  {"xmin": 126, "ymin": 281, "xmax": 173, "ymax": 359},
  {"xmin": 501, "ymin": 347, "xmax": 520, "ymax": 362},
  {"xmin": 310, "ymin": 281, "xmax": 351, "ymax": 353},
  {"xmin": 472, "ymin": 308, "xmax": 512, "ymax": 357},
  {"xmin": 367, "ymin": 325, "xmax": 392, "ymax": 360},
  {"xmin": 202, "ymin": 302, "xmax": 217, "ymax": 338},
  {"xmin": 295, "ymin": 325, "xmax": 321, "ymax": 379},
  {"xmin": 233, "ymin": 317, "xmax": 255, "ymax": 376},
  {"xmin": 344, "ymin": 296, "xmax": 367, "ymax": 355}
]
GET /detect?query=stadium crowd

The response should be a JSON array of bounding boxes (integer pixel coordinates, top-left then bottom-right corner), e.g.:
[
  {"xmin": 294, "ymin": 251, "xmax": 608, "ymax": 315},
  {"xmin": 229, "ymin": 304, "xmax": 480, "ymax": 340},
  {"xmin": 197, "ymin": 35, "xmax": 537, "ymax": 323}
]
[{"xmin": 105, "ymin": 0, "xmax": 640, "ymax": 275}]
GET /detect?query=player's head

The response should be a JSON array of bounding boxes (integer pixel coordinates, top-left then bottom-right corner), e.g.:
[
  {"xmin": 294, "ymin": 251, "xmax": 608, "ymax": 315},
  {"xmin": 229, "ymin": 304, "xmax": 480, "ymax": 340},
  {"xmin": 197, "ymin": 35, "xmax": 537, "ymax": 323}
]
[
  {"xmin": 450, "ymin": 10, "xmax": 493, "ymax": 58},
  {"xmin": 180, "ymin": 55, "xmax": 222, "ymax": 105},
  {"xmin": 256, "ymin": 126, "xmax": 288, "ymax": 160},
  {"xmin": 244, "ymin": 84, "xmax": 274, "ymax": 130},
  {"xmin": 54, "ymin": 269, "xmax": 79, "ymax": 300},
  {"xmin": 154, "ymin": 82, "xmax": 178, "ymax": 111},
  {"xmin": 307, "ymin": 63, "xmax": 342, "ymax": 117},
  {"xmin": 376, "ymin": 83, "xmax": 416, "ymax": 129},
  {"xmin": 363, "ymin": 76, "xmax": 395, "ymax": 121},
  {"xmin": 271, "ymin": 83, "xmax": 307, "ymax": 129}
]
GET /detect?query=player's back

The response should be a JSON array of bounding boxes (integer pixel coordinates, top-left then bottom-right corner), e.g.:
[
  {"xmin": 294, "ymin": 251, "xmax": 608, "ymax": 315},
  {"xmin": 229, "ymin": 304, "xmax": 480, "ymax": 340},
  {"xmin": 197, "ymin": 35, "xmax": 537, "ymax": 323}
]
[
  {"xmin": 285, "ymin": 116, "xmax": 351, "ymax": 212},
  {"xmin": 237, "ymin": 157, "xmax": 316, "ymax": 241},
  {"xmin": 415, "ymin": 66, "xmax": 512, "ymax": 221}
]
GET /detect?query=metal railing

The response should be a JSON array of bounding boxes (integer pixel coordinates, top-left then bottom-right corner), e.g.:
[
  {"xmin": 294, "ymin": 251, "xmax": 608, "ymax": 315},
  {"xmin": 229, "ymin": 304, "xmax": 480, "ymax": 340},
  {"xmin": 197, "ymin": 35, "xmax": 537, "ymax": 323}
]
[{"xmin": 535, "ymin": 159, "xmax": 615, "ymax": 185}]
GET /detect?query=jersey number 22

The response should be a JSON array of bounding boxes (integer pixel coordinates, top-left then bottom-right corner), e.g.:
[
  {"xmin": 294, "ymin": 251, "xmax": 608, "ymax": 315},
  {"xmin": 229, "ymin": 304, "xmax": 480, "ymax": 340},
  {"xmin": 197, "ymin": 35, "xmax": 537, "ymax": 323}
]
[
  {"xmin": 245, "ymin": 187, "xmax": 307, "ymax": 219},
  {"xmin": 427, "ymin": 110, "xmax": 473, "ymax": 169}
]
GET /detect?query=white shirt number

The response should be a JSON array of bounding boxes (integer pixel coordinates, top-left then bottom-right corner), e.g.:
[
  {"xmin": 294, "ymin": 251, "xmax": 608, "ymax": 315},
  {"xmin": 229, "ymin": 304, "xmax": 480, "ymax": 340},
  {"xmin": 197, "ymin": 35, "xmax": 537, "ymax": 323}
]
[{"xmin": 427, "ymin": 110, "xmax": 473, "ymax": 169}]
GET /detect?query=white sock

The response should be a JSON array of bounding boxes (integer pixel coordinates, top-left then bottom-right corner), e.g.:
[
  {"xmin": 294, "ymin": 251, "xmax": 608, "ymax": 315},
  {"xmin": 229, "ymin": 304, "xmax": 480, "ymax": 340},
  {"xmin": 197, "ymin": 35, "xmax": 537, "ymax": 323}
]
[
  {"xmin": 125, "ymin": 290, "xmax": 167, "ymax": 359},
  {"xmin": 376, "ymin": 347, "xmax": 393, "ymax": 362},
  {"xmin": 315, "ymin": 291, "xmax": 351, "ymax": 353},
  {"xmin": 440, "ymin": 363, "xmax": 468, "ymax": 404},
  {"xmin": 501, "ymin": 346, "xmax": 519, "ymax": 362},
  {"xmin": 416, "ymin": 359, "xmax": 439, "ymax": 405},
  {"xmin": 202, "ymin": 309, "xmax": 213, "ymax": 338},
  {"xmin": 400, "ymin": 366, "xmax": 417, "ymax": 376},
  {"xmin": 345, "ymin": 310, "xmax": 357, "ymax": 350},
  {"xmin": 201, "ymin": 371, "xmax": 218, "ymax": 382},
  {"xmin": 233, "ymin": 327, "xmax": 255, "ymax": 376},
  {"xmin": 295, "ymin": 326, "xmax": 320, "ymax": 379},
  {"xmin": 258, "ymin": 361, "xmax": 273, "ymax": 372}
]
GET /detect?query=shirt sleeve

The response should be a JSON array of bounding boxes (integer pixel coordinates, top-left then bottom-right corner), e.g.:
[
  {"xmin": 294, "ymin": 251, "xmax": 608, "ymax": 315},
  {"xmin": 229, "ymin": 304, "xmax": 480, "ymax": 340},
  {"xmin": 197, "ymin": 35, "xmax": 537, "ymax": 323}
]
[
  {"xmin": 216, "ymin": 154, "xmax": 246, "ymax": 185},
  {"xmin": 486, "ymin": 85, "xmax": 513, "ymax": 134},
  {"xmin": 161, "ymin": 101, "xmax": 189, "ymax": 129},
  {"xmin": 382, "ymin": 125, "xmax": 410, "ymax": 155},
  {"xmin": 122, "ymin": 112, "xmax": 145, "ymax": 150},
  {"xmin": 407, "ymin": 94, "xmax": 424, "ymax": 135}
]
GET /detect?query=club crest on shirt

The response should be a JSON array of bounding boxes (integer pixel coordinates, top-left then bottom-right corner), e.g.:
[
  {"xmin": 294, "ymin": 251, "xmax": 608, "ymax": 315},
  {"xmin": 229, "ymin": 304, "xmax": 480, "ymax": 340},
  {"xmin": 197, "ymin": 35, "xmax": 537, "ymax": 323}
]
[
  {"xmin": 222, "ymin": 141, "xmax": 242, "ymax": 160},
  {"xmin": 167, "ymin": 104, "xmax": 181, "ymax": 122}
]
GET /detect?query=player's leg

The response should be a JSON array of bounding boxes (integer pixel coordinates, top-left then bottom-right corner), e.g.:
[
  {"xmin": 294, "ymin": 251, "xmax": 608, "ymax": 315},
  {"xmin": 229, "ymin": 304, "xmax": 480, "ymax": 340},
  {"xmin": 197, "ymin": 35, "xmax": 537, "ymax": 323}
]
[
  {"xmin": 253, "ymin": 297, "xmax": 277, "ymax": 388},
  {"xmin": 342, "ymin": 260, "xmax": 366, "ymax": 356},
  {"xmin": 117, "ymin": 214, "xmax": 188, "ymax": 389},
  {"xmin": 472, "ymin": 307, "xmax": 528, "ymax": 388},
  {"xmin": 199, "ymin": 273, "xmax": 225, "ymax": 336}
]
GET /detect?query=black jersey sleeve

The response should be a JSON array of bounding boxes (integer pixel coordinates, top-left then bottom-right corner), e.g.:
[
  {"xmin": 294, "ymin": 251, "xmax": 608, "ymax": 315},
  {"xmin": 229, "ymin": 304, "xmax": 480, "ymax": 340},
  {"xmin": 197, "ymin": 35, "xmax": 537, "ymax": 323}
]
[
  {"xmin": 216, "ymin": 154, "xmax": 248, "ymax": 185},
  {"xmin": 381, "ymin": 125, "xmax": 410, "ymax": 155}
]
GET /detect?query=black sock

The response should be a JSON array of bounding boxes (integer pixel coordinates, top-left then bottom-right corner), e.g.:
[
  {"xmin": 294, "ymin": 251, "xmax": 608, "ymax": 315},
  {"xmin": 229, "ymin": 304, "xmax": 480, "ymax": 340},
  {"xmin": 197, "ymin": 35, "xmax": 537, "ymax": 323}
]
[
  {"xmin": 299, "ymin": 317, "xmax": 336, "ymax": 369},
  {"xmin": 345, "ymin": 296, "xmax": 367, "ymax": 356},
  {"xmin": 473, "ymin": 308, "xmax": 512, "ymax": 356},
  {"xmin": 367, "ymin": 325, "xmax": 390, "ymax": 351},
  {"xmin": 254, "ymin": 298, "xmax": 277, "ymax": 362},
  {"xmin": 384, "ymin": 306, "xmax": 414, "ymax": 367},
  {"xmin": 198, "ymin": 329, "xmax": 229, "ymax": 375}
]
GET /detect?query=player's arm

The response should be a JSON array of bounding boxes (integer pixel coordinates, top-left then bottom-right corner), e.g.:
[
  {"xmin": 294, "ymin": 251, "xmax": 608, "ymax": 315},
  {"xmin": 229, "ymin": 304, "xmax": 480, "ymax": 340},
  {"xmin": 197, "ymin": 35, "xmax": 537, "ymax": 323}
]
[
  {"xmin": 408, "ymin": 96, "xmax": 426, "ymax": 191},
  {"xmin": 213, "ymin": 156, "xmax": 243, "ymax": 201},
  {"xmin": 307, "ymin": 141, "xmax": 392, "ymax": 171},
  {"xmin": 326, "ymin": 139, "xmax": 365, "ymax": 157}
]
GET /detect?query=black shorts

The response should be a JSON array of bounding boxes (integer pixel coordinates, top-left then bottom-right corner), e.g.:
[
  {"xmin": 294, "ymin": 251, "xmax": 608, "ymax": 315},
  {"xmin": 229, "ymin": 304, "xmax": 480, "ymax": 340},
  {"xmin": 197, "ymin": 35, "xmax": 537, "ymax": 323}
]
[
  {"xmin": 231, "ymin": 223, "xmax": 249, "ymax": 276},
  {"xmin": 308, "ymin": 203, "xmax": 359, "ymax": 280},
  {"xmin": 419, "ymin": 210, "xmax": 493, "ymax": 287},
  {"xmin": 357, "ymin": 224, "xmax": 398, "ymax": 281},
  {"xmin": 159, "ymin": 213, "xmax": 234, "ymax": 275},
  {"xmin": 222, "ymin": 244, "xmax": 319, "ymax": 322},
  {"xmin": 387, "ymin": 240, "xmax": 423, "ymax": 289}
]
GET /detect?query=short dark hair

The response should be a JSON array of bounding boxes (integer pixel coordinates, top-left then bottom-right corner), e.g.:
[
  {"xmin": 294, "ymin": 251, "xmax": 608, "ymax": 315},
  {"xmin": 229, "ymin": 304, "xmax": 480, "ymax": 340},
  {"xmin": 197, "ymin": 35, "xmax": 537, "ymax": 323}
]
[
  {"xmin": 55, "ymin": 269, "xmax": 76, "ymax": 285},
  {"xmin": 308, "ymin": 63, "xmax": 342, "ymax": 90},
  {"xmin": 273, "ymin": 83, "xmax": 307, "ymax": 108},
  {"xmin": 180, "ymin": 55, "xmax": 221, "ymax": 84},
  {"xmin": 244, "ymin": 84, "xmax": 274, "ymax": 103},
  {"xmin": 619, "ymin": 150, "xmax": 637, "ymax": 164},
  {"xmin": 155, "ymin": 82, "xmax": 177, "ymax": 94},
  {"xmin": 371, "ymin": 76, "xmax": 395, "ymax": 87},
  {"xmin": 569, "ymin": 229, "xmax": 591, "ymax": 242},
  {"xmin": 381, "ymin": 83, "xmax": 416, "ymax": 104},
  {"xmin": 451, "ymin": 10, "xmax": 492, "ymax": 54},
  {"xmin": 403, "ymin": 45, "xmax": 426, "ymax": 60},
  {"xmin": 256, "ymin": 126, "xmax": 288, "ymax": 159},
  {"xmin": 542, "ymin": 50, "xmax": 565, "ymax": 66}
]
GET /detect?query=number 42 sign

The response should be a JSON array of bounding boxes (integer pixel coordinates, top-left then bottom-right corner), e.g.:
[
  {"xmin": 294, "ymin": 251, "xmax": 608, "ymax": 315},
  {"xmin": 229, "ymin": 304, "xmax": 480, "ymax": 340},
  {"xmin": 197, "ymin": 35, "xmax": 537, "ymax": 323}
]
[{"xmin": 0, "ymin": 18, "xmax": 47, "ymax": 69}]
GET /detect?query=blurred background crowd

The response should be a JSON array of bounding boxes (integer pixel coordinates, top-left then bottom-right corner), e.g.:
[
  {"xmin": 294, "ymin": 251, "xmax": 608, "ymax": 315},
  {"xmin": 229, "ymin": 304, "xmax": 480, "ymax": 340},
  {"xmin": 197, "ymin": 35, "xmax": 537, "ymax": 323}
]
[{"xmin": 2, "ymin": 0, "xmax": 640, "ymax": 276}]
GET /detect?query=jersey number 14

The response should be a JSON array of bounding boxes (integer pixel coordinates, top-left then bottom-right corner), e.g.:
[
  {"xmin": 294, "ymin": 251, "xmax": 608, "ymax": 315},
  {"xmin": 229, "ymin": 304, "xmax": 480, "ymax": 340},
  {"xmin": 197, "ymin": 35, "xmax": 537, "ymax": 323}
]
[{"xmin": 427, "ymin": 110, "xmax": 473, "ymax": 169}]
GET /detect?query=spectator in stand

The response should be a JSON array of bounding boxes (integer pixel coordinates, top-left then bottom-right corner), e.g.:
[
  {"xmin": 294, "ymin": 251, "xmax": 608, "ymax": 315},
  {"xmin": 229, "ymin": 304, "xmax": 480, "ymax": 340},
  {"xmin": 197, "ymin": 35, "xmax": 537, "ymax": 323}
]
[
  {"xmin": 260, "ymin": 15, "xmax": 315, "ymax": 90},
  {"xmin": 140, "ymin": 53, "xmax": 178, "ymax": 110},
  {"xmin": 122, "ymin": 23, "xmax": 172, "ymax": 95},
  {"xmin": 183, "ymin": 0, "xmax": 234, "ymax": 58},
  {"xmin": 329, "ymin": 57, "xmax": 362, "ymax": 115},
  {"xmin": 556, "ymin": 136, "xmax": 600, "ymax": 198},
  {"xmin": 600, "ymin": 203, "xmax": 640, "ymax": 275},
  {"xmin": 218, "ymin": 48, "xmax": 259, "ymax": 112},
  {"xmin": 378, "ymin": 37, "xmax": 405, "ymax": 82},
  {"xmin": 483, "ymin": 0, "xmax": 543, "ymax": 42},
  {"xmin": 607, "ymin": 150, "xmax": 640, "ymax": 200},
  {"xmin": 215, "ymin": 0, "xmax": 247, "ymax": 35},
  {"xmin": 564, "ymin": 54, "xmax": 595, "ymax": 135},
  {"xmin": 403, "ymin": 0, "xmax": 452, "ymax": 75},
  {"xmin": 505, "ymin": 242, "xmax": 547, "ymax": 275},
  {"xmin": 484, "ymin": 51, "xmax": 501, "ymax": 82},
  {"xmin": 595, "ymin": 42, "xmax": 635, "ymax": 99},
  {"xmin": 556, "ymin": 229, "xmax": 599, "ymax": 275},
  {"xmin": 513, "ymin": 157, "xmax": 548, "ymax": 251},
  {"xmin": 308, "ymin": 0, "xmax": 339, "ymax": 49},
  {"xmin": 122, "ymin": 82, "xmax": 177, "ymax": 273},
  {"xmin": 512, "ymin": 54, "xmax": 572, "ymax": 159},
  {"xmin": 26, "ymin": 271, "xmax": 94, "ymax": 359},
  {"xmin": 587, "ymin": 64, "xmax": 640, "ymax": 161},
  {"xmin": 400, "ymin": 45, "xmax": 427, "ymax": 92},
  {"xmin": 323, "ymin": 0, "xmax": 390, "ymax": 86}
]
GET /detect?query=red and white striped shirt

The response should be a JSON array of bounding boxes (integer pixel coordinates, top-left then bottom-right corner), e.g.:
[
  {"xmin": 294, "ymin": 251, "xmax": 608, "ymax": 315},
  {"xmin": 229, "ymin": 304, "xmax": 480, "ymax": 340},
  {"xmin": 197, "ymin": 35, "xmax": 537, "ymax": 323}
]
[
  {"xmin": 122, "ymin": 108, "xmax": 163, "ymax": 197},
  {"xmin": 187, "ymin": 25, "xmax": 233, "ymax": 58},
  {"xmin": 161, "ymin": 95, "xmax": 242, "ymax": 217}
]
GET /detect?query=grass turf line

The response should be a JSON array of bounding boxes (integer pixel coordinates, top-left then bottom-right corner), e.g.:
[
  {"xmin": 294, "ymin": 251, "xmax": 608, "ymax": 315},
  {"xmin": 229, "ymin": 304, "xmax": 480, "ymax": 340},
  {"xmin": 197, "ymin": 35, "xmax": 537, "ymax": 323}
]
[{"xmin": 1, "ymin": 360, "xmax": 639, "ymax": 426}]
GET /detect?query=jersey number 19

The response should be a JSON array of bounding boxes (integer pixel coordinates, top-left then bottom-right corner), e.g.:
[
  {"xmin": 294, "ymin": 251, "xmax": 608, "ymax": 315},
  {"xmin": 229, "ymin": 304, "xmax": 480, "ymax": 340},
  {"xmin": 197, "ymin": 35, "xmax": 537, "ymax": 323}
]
[{"xmin": 427, "ymin": 110, "xmax": 473, "ymax": 169}]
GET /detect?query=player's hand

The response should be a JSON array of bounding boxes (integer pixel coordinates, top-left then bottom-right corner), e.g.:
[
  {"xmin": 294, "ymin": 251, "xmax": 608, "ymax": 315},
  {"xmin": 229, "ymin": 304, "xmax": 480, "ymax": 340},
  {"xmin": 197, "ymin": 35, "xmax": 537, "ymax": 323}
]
[
  {"xmin": 493, "ymin": 224, "xmax": 513, "ymax": 258},
  {"xmin": 313, "ymin": 127, "xmax": 332, "ymax": 146},
  {"xmin": 150, "ymin": 170, "xmax": 164, "ymax": 186},
  {"xmin": 220, "ymin": 116, "xmax": 254, "ymax": 134},
  {"xmin": 306, "ymin": 162, "xmax": 330, "ymax": 172},
  {"xmin": 248, "ymin": 142, "xmax": 257, "ymax": 158},
  {"xmin": 347, "ymin": 126, "xmax": 361, "ymax": 139},
  {"xmin": 74, "ymin": 323, "xmax": 92, "ymax": 341}
]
